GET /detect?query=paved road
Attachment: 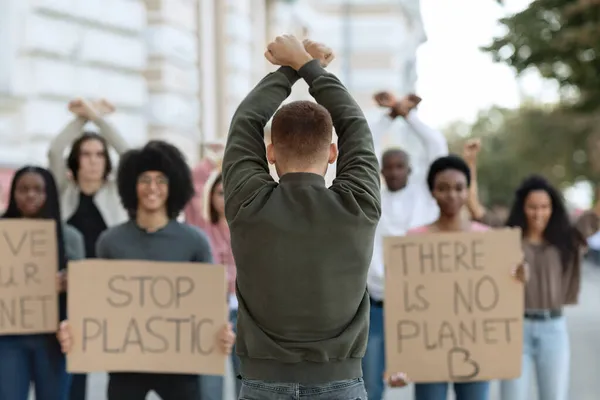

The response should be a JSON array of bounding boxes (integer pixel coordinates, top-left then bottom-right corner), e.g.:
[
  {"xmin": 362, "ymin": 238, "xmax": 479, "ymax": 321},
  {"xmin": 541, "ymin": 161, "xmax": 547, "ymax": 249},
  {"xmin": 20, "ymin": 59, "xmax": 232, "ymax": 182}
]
[{"xmin": 40, "ymin": 263, "xmax": 600, "ymax": 400}]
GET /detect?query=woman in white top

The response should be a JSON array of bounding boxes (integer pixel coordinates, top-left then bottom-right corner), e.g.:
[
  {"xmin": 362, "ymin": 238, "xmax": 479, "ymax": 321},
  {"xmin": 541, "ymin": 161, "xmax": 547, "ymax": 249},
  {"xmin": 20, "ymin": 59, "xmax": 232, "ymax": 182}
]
[{"xmin": 47, "ymin": 98, "xmax": 129, "ymax": 400}]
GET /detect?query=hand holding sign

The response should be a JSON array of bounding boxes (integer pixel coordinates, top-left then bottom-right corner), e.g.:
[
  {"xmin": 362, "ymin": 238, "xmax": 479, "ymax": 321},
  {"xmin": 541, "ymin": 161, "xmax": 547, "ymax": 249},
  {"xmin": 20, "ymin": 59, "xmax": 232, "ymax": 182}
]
[
  {"xmin": 385, "ymin": 372, "xmax": 411, "ymax": 388},
  {"xmin": 219, "ymin": 322, "xmax": 235, "ymax": 355},
  {"xmin": 512, "ymin": 261, "xmax": 529, "ymax": 283},
  {"xmin": 56, "ymin": 270, "xmax": 67, "ymax": 292},
  {"xmin": 58, "ymin": 319, "xmax": 236, "ymax": 356},
  {"xmin": 57, "ymin": 320, "xmax": 72, "ymax": 354}
]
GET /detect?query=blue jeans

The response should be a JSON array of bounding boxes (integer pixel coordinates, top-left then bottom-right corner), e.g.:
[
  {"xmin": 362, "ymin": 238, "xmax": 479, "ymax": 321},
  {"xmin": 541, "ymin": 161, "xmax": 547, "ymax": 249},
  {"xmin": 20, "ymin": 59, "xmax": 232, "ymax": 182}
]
[
  {"xmin": 414, "ymin": 381, "xmax": 490, "ymax": 400},
  {"xmin": 500, "ymin": 316, "xmax": 569, "ymax": 400},
  {"xmin": 238, "ymin": 378, "xmax": 367, "ymax": 399},
  {"xmin": 200, "ymin": 309, "xmax": 242, "ymax": 399},
  {"xmin": 362, "ymin": 301, "xmax": 385, "ymax": 400},
  {"xmin": 0, "ymin": 334, "xmax": 71, "ymax": 400}
]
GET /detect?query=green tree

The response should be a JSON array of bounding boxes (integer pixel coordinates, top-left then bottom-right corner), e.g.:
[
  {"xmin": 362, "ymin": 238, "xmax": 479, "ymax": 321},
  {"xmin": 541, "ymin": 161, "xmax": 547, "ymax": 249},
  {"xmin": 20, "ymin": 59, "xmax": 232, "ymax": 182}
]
[
  {"xmin": 446, "ymin": 107, "xmax": 527, "ymax": 207},
  {"xmin": 445, "ymin": 104, "xmax": 594, "ymax": 207},
  {"xmin": 483, "ymin": 0, "xmax": 600, "ymax": 109},
  {"xmin": 477, "ymin": 0, "xmax": 600, "ymax": 192}
]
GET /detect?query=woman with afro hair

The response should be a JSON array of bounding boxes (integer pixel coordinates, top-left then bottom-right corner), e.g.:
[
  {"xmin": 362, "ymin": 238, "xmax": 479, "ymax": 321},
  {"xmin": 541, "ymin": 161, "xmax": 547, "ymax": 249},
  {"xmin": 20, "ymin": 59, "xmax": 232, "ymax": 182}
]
[
  {"xmin": 56, "ymin": 140, "xmax": 235, "ymax": 400},
  {"xmin": 463, "ymin": 139, "xmax": 599, "ymax": 400},
  {"xmin": 387, "ymin": 154, "xmax": 527, "ymax": 400}
]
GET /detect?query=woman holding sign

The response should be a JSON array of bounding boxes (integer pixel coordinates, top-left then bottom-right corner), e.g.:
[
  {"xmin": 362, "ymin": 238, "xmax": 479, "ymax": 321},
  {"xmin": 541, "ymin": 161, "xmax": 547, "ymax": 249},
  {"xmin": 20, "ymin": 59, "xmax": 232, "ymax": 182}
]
[
  {"xmin": 464, "ymin": 140, "xmax": 599, "ymax": 400},
  {"xmin": 57, "ymin": 141, "xmax": 235, "ymax": 400},
  {"xmin": 0, "ymin": 166, "xmax": 85, "ymax": 400},
  {"xmin": 387, "ymin": 155, "xmax": 527, "ymax": 400}
]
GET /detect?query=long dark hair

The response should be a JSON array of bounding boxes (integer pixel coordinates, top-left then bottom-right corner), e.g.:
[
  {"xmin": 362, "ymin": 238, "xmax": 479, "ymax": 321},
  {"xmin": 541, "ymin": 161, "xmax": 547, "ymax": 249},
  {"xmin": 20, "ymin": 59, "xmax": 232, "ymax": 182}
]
[
  {"xmin": 67, "ymin": 132, "xmax": 112, "ymax": 181},
  {"xmin": 506, "ymin": 175, "xmax": 583, "ymax": 269},
  {"xmin": 3, "ymin": 166, "xmax": 67, "ymax": 270},
  {"xmin": 209, "ymin": 174, "xmax": 223, "ymax": 224}
]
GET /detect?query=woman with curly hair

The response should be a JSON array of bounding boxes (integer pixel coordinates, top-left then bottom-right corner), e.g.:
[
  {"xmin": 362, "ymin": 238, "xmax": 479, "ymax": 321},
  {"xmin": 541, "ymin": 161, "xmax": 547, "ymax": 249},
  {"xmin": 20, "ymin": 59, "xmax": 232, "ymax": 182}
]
[
  {"xmin": 464, "ymin": 140, "xmax": 599, "ymax": 400},
  {"xmin": 56, "ymin": 140, "xmax": 235, "ymax": 400},
  {"xmin": 0, "ymin": 166, "xmax": 85, "ymax": 400}
]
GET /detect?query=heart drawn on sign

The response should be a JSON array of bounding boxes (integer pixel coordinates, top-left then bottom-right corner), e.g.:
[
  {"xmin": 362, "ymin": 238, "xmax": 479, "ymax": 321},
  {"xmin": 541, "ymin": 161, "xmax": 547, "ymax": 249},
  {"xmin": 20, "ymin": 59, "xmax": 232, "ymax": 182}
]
[{"xmin": 447, "ymin": 347, "xmax": 480, "ymax": 381}]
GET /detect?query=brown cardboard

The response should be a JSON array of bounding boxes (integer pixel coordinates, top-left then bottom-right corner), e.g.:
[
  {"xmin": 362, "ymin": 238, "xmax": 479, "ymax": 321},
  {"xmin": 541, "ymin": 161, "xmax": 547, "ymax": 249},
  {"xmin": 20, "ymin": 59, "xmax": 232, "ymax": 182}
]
[
  {"xmin": 67, "ymin": 259, "xmax": 228, "ymax": 375},
  {"xmin": 383, "ymin": 228, "xmax": 523, "ymax": 382},
  {"xmin": 0, "ymin": 219, "xmax": 58, "ymax": 335}
]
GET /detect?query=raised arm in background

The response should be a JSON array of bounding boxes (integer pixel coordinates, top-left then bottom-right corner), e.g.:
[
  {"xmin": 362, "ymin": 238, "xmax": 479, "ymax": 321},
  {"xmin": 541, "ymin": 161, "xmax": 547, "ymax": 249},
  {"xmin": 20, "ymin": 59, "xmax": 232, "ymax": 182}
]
[
  {"xmin": 368, "ymin": 93, "xmax": 396, "ymax": 165},
  {"xmin": 463, "ymin": 139, "xmax": 506, "ymax": 227},
  {"xmin": 371, "ymin": 92, "xmax": 447, "ymax": 172},
  {"xmin": 403, "ymin": 106, "xmax": 448, "ymax": 165},
  {"xmin": 371, "ymin": 92, "xmax": 420, "ymax": 168},
  {"xmin": 464, "ymin": 138, "xmax": 485, "ymax": 218},
  {"xmin": 91, "ymin": 101, "xmax": 129, "ymax": 156},
  {"xmin": 48, "ymin": 116, "xmax": 87, "ymax": 194},
  {"xmin": 368, "ymin": 115, "xmax": 394, "ymax": 166},
  {"xmin": 48, "ymin": 99, "xmax": 128, "ymax": 193}
]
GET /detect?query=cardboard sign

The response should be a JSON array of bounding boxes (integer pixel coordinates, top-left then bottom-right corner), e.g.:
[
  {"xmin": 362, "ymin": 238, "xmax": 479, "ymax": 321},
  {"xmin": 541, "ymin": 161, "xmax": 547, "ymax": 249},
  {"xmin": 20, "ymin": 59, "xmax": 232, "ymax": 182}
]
[
  {"xmin": 0, "ymin": 219, "xmax": 58, "ymax": 335},
  {"xmin": 384, "ymin": 228, "xmax": 523, "ymax": 382},
  {"xmin": 67, "ymin": 260, "xmax": 228, "ymax": 375}
]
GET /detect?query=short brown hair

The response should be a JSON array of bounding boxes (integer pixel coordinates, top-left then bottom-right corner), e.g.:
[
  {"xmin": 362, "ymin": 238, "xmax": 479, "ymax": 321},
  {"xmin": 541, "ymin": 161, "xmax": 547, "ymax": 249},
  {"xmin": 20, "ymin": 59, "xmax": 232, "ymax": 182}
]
[{"xmin": 271, "ymin": 101, "xmax": 333, "ymax": 165}]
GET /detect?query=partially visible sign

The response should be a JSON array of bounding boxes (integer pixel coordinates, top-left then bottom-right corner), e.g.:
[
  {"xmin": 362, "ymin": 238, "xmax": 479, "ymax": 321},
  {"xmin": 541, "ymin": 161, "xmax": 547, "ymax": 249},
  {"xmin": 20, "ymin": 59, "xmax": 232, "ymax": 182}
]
[{"xmin": 0, "ymin": 220, "xmax": 58, "ymax": 335}]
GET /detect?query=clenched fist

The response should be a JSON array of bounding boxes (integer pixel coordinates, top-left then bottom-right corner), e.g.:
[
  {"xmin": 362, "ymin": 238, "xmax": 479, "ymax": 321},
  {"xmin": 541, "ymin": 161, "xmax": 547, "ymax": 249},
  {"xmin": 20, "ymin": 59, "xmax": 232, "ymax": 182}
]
[
  {"xmin": 374, "ymin": 92, "xmax": 421, "ymax": 117},
  {"xmin": 57, "ymin": 321, "xmax": 73, "ymax": 354},
  {"xmin": 265, "ymin": 35, "xmax": 313, "ymax": 70},
  {"xmin": 303, "ymin": 39, "xmax": 334, "ymax": 67},
  {"xmin": 462, "ymin": 138, "xmax": 481, "ymax": 166},
  {"xmin": 373, "ymin": 91, "xmax": 397, "ymax": 108},
  {"xmin": 218, "ymin": 323, "xmax": 236, "ymax": 355},
  {"xmin": 68, "ymin": 98, "xmax": 100, "ymax": 121}
]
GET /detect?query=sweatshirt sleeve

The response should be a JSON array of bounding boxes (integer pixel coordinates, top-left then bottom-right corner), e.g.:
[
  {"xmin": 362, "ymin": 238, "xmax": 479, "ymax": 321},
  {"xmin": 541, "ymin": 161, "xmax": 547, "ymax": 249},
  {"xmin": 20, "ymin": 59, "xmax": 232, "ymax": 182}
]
[
  {"xmin": 222, "ymin": 67, "xmax": 300, "ymax": 222},
  {"xmin": 48, "ymin": 117, "xmax": 87, "ymax": 194},
  {"xmin": 298, "ymin": 60, "xmax": 381, "ymax": 221}
]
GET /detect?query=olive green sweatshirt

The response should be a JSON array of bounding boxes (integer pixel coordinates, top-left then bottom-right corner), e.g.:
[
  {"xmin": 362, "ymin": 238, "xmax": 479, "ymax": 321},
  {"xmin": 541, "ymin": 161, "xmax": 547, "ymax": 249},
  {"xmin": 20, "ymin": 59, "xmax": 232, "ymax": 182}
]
[{"xmin": 222, "ymin": 60, "xmax": 381, "ymax": 384}]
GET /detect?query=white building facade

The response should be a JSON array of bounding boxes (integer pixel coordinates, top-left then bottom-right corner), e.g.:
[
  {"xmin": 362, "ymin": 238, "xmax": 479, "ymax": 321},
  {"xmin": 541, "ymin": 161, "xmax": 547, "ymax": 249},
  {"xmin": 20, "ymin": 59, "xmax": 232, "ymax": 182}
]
[{"xmin": 0, "ymin": 0, "xmax": 426, "ymax": 199}]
